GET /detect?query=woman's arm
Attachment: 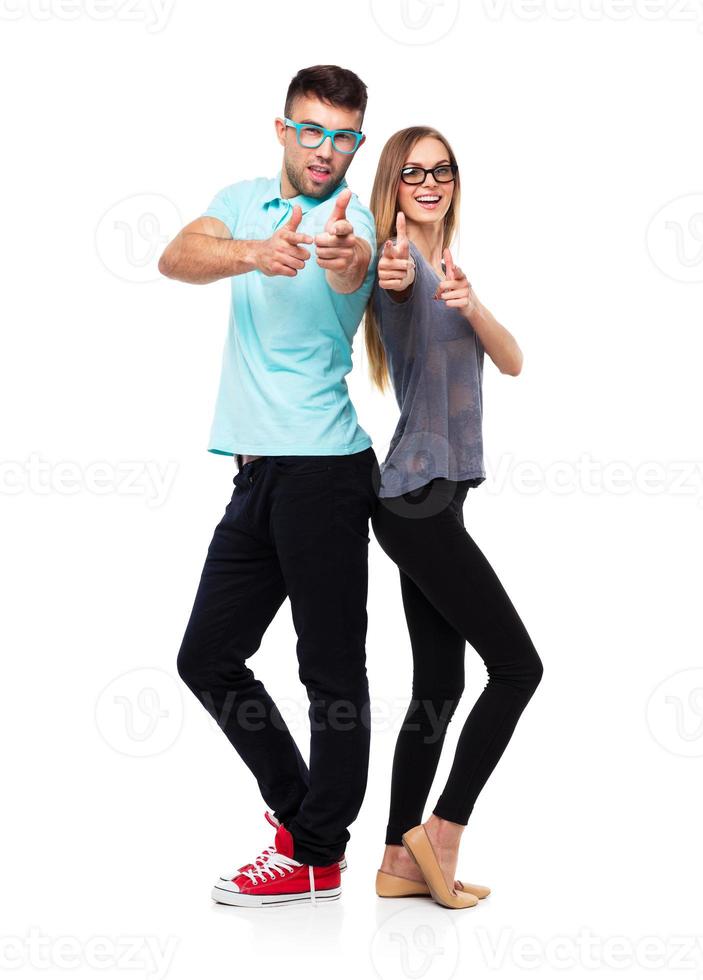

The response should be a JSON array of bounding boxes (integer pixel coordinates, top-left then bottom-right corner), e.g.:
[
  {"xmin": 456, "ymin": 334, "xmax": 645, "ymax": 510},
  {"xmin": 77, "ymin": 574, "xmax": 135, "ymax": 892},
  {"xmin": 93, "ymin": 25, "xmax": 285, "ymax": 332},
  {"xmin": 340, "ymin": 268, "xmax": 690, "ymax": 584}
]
[
  {"xmin": 464, "ymin": 298, "xmax": 523, "ymax": 376},
  {"xmin": 435, "ymin": 249, "xmax": 523, "ymax": 376},
  {"xmin": 378, "ymin": 211, "xmax": 416, "ymax": 303}
]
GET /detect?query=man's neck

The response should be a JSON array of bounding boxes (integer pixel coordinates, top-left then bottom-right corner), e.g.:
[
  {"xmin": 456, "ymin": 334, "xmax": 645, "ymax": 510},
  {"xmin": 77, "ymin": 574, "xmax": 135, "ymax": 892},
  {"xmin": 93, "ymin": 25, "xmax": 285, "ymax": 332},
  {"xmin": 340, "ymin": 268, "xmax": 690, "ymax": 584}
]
[{"xmin": 279, "ymin": 169, "xmax": 298, "ymax": 200}]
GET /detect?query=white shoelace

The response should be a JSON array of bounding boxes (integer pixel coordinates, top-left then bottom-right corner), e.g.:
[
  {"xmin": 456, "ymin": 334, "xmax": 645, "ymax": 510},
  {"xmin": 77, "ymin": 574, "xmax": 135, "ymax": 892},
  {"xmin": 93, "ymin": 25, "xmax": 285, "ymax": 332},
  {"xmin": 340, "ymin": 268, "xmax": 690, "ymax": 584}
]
[
  {"xmin": 241, "ymin": 852, "xmax": 302, "ymax": 885},
  {"xmin": 225, "ymin": 845, "xmax": 276, "ymax": 879},
  {"xmin": 241, "ymin": 851, "xmax": 318, "ymax": 906}
]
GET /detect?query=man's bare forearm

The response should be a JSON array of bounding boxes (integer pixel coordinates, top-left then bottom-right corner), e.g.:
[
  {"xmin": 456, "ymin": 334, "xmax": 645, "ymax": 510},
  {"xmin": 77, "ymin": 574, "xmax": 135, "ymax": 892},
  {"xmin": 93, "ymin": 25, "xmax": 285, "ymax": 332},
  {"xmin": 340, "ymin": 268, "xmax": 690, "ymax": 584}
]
[
  {"xmin": 325, "ymin": 238, "xmax": 372, "ymax": 295},
  {"xmin": 159, "ymin": 233, "xmax": 260, "ymax": 285}
]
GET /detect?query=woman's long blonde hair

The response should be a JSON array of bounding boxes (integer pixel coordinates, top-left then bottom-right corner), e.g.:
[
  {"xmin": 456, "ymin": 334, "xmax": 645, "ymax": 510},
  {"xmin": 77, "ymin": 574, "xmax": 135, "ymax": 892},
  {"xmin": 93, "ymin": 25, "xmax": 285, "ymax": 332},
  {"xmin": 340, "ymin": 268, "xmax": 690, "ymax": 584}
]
[{"xmin": 364, "ymin": 126, "xmax": 462, "ymax": 391}]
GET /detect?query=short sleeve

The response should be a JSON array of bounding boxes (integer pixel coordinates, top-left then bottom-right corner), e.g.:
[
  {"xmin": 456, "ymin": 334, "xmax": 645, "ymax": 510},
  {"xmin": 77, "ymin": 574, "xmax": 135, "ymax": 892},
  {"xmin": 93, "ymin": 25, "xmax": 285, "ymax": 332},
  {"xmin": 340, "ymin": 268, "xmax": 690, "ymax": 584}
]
[
  {"xmin": 347, "ymin": 194, "xmax": 377, "ymax": 297},
  {"xmin": 347, "ymin": 194, "xmax": 376, "ymax": 255},
  {"xmin": 202, "ymin": 184, "xmax": 240, "ymax": 237}
]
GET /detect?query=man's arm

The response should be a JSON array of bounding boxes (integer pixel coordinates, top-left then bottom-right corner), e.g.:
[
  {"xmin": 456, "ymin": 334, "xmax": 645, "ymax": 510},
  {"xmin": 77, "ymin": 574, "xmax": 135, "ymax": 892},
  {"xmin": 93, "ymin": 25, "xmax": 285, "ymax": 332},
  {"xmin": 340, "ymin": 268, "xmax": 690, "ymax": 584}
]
[
  {"xmin": 326, "ymin": 237, "xmax": 372, "ymax": 295},
  {"xmin": 158, "ymin": 216, "xmax": 257, "ymax": 285},
  {"xmin": 314, "ymin": 189, "xmax": 374, "ymax": 295},
  {"xmin": 158, "ymin": 208, "xmax": 313, "ymax": 285}
]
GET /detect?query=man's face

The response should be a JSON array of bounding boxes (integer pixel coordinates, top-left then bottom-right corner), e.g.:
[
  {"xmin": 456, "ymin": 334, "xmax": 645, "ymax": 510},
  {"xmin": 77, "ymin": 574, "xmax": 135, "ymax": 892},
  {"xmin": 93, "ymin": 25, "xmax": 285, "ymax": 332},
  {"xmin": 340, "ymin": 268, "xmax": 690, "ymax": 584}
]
[{"xmin": 275, "ymin": 95, "xmax": 365, "ymax": 199}]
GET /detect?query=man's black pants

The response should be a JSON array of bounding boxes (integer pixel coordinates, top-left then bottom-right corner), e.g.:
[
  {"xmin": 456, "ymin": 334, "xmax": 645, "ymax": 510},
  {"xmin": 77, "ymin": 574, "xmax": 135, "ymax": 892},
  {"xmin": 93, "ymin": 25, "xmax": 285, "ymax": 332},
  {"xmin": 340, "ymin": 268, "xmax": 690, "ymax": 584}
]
[{"xmin": 177, "ymin": 447, "xmax": 378, "ymax": 866}]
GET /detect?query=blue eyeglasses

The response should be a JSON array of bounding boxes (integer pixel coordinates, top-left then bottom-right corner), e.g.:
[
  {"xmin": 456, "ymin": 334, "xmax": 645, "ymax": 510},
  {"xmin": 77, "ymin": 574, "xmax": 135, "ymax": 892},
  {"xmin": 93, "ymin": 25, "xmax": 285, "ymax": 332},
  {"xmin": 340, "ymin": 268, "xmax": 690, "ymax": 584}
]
[{"xmin": 281, "ymin": 117, "xmax": 364, "ymax": 155}]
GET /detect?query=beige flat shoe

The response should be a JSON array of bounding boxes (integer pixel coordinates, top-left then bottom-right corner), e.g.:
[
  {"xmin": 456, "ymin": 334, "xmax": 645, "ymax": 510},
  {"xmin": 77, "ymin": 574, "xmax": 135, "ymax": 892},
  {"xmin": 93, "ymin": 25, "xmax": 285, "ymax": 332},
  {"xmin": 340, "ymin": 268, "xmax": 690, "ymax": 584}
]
[
  {"xmin": 375, "ymin": 869, "xmax": 432, "ymax": 898},
  {"xmin": 455, "ymin": 878, "xmax": 490, "ymax": 900},
  {"xmin": 376, "ymin": 869, "xmax": 490, "ymax": 900},
  {"xmin": 454, "ymin": 878, "xmax": 491, "ymax": 899},
  {"xmin": 401, "ymin": 825, "xmax": 479, "ymax": 910}
]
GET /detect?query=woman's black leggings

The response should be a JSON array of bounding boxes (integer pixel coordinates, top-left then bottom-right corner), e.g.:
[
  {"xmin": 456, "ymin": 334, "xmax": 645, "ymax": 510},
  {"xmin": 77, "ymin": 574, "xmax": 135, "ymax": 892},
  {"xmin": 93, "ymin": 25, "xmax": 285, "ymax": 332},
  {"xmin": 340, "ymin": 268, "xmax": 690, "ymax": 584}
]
[{"xmin": 371, "ymin": 478, "xmax": 544, "ymax": 845}]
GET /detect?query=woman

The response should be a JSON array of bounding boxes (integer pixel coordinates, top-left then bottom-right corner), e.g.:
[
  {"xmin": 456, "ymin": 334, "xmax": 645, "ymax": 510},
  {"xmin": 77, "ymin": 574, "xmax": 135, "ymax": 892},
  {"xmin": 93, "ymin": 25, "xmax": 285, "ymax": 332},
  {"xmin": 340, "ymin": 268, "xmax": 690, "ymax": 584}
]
[{"xmin": 365, "ymin": 127, "xmax": 544, "ymax": 910}]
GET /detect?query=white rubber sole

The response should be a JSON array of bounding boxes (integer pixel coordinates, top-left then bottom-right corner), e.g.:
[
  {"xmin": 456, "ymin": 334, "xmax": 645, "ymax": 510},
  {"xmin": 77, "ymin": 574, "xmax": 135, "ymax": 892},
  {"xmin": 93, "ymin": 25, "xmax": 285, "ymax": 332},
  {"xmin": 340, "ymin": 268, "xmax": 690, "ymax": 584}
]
[{"xmin": 211, "ymin": 884, "xmax": 342, "ymax": 907}]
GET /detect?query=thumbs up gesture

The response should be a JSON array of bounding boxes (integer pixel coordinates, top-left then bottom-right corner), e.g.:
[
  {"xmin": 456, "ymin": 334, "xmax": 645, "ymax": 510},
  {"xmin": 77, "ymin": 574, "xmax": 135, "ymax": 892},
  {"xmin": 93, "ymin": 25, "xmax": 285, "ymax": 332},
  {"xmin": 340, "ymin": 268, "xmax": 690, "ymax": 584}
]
[
  {"xmin": 378, "ymin": 212, "xmax": 415, "ymax": 292},
  {"xmin": 433, "ymin": 247, "xmax": 476, "ymax": 316},
  {"xmin": 314, "ymin": 188, "xmax": 359, "ymax": 272},
  {"xmin": 255, "ymin": 204, "xmax": 314, "ymax": 277}
]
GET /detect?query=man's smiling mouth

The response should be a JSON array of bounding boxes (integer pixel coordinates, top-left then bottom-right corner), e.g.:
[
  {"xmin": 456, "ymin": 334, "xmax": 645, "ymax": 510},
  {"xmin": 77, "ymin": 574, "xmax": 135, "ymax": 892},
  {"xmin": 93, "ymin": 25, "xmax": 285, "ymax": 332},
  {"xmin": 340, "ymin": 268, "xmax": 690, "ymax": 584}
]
[{"xmin": 308, "ymin": 164, "xmax": 331, "ymax": 181}]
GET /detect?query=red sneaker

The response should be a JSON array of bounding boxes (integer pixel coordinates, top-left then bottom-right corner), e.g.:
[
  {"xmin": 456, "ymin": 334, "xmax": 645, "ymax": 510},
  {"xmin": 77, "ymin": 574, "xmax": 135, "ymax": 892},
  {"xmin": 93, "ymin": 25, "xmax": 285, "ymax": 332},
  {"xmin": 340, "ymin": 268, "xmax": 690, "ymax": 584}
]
[
  {"xmin": 219, "ymin": 811, "xmax": 280, "ymax": 881},
  {"xmin": 217, "ymin": 811, "xmax": 347, "ymax": 886},
  {"xmin": 212, "ymin": 822, "xmax": 342, "ymax": 907}
]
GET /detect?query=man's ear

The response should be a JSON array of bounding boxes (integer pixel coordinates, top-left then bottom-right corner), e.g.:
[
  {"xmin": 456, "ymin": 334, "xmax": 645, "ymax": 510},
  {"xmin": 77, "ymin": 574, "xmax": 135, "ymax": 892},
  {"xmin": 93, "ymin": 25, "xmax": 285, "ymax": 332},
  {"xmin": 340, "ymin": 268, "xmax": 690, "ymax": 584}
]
[{"xmin": 274, "ymin": 117, "xmax": 286, "ymax": 148}]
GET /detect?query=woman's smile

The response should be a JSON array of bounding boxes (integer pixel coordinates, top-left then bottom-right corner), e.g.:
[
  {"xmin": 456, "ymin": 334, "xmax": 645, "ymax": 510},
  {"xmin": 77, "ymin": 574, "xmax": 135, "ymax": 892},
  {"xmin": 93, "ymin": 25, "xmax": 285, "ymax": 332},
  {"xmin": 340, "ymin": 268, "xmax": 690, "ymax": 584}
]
[{"xmin": 413, "ymin": 193, "xmax": 443, "ymax": 211}]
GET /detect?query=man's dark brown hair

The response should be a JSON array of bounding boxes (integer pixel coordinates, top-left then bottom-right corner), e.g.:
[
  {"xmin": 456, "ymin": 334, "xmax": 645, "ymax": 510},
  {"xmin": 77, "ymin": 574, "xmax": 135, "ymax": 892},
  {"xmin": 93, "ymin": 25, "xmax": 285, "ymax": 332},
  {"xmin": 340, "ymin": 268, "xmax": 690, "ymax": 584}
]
[{"xmin": 284, "ymin": 65, "xmax": 368, "ymax": 128}]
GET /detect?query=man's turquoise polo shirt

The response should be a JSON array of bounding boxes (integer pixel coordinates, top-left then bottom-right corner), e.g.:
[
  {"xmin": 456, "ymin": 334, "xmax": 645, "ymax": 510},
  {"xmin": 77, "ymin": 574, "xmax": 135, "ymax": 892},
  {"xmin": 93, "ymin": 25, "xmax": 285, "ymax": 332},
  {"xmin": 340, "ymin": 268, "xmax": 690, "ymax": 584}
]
[{"xmin": 202, "ymin": 172, "xmax": 377, "ymax": 456}]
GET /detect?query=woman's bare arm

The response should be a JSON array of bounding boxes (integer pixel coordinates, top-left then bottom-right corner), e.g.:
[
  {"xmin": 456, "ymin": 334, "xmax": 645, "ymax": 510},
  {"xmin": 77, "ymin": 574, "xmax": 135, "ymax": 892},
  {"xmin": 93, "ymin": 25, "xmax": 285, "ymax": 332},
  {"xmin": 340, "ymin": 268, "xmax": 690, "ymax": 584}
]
[{"xmin": 435, "ymin": 249, "xmax": 523, "ymax": 375}]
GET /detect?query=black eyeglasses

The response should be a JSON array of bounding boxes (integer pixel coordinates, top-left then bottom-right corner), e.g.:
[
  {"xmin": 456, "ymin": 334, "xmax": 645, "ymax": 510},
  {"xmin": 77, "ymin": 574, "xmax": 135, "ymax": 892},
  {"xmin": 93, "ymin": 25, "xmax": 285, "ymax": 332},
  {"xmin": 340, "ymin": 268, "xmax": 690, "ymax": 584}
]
[{"xmin": 400, "ymin": 164, "xmax": 458, "ymax": 185}]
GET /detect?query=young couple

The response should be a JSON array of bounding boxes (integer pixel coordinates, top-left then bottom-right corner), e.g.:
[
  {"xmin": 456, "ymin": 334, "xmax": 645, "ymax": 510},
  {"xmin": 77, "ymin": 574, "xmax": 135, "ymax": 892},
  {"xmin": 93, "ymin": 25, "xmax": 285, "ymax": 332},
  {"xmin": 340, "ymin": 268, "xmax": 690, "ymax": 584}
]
[{"xmin": 159, "ymin": 64, "xmax": 543, "ymax": 910}]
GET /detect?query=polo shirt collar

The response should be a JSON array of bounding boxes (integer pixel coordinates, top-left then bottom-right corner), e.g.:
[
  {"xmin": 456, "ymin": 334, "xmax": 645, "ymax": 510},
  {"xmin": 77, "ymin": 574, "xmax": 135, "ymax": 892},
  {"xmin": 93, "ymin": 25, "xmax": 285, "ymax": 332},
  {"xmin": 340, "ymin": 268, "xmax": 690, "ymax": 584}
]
[{"xmin": 263, "ymin": 171, "xmax": 348, "ymax": 213}]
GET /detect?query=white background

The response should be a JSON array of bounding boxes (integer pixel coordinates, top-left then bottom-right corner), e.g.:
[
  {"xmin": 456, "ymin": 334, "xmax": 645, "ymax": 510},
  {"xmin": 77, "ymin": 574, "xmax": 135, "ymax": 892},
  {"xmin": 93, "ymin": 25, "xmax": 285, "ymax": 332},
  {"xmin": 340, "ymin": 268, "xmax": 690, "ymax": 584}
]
[{"xmin": 2, "ymin": 0, "xmax": 703, "ymax": 977}]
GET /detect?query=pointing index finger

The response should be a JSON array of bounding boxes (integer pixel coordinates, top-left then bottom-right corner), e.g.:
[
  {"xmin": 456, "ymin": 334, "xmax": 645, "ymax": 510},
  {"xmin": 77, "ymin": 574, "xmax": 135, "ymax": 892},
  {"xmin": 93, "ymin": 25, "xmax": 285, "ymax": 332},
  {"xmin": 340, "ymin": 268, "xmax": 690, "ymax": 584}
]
[
  {"xmin": 331, "ymin": 187, "xmax": 352, "ymax": 223},
  {"xmin": 443, "ymin": 247, "xmax": 457, "ymax": 280},
  {"xmin": 396, "ymin": 211, "xmax": 407, "ymax": 243}
]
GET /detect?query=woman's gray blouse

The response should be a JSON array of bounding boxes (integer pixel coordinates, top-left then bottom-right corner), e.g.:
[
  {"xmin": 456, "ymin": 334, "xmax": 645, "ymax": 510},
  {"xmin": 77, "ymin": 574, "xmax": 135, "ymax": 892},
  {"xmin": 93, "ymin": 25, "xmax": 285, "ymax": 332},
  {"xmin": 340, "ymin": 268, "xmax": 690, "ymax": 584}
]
[{"xmin": 373, "ymin": 239, "xmax": 486, "ymax": 498}]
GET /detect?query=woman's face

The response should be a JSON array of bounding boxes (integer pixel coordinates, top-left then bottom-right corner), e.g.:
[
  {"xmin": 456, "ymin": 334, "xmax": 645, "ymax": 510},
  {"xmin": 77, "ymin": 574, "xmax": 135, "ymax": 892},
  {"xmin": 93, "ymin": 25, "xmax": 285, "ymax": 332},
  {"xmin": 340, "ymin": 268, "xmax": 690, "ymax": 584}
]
[{"xmin": 396, "ymin": 136, "xmax": 455, "ymax": 227}]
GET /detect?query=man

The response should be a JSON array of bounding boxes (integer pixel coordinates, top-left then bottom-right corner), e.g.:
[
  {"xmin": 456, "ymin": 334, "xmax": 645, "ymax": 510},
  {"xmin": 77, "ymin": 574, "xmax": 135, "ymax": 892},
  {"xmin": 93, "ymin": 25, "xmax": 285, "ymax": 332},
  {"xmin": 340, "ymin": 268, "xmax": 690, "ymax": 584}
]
[{"xmin": 159, "ymin": 65, "xmax": 378, "ymax": 907}]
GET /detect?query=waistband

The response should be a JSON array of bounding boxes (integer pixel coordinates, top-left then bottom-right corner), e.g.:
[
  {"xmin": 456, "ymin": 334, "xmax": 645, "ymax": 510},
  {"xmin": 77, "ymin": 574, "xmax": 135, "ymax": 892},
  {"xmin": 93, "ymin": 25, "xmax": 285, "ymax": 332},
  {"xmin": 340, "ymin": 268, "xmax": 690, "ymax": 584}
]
[
  {"xmin": 235, "ymin": 446, "xmax": 375, "ymax": 472},
  {"xmin": 235, "ymin": 453, "xmax": 264, "ymax": 470}
]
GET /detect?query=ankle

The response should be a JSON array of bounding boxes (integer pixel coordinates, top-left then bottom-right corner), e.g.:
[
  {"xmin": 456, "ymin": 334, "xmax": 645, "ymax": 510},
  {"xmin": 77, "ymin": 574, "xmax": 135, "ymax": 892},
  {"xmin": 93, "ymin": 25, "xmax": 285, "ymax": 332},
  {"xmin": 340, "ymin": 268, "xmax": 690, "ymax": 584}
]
[
  {"xmin": 381, "ymin": 843, "xmax": 409, "ymax": 866},
  {"xmin": 424, "ymin": 813, "xmax": 465, "ymax": 848},
  {"xmin": 380, "ymin": 843, "xmax": 424, "ymax": 881}
]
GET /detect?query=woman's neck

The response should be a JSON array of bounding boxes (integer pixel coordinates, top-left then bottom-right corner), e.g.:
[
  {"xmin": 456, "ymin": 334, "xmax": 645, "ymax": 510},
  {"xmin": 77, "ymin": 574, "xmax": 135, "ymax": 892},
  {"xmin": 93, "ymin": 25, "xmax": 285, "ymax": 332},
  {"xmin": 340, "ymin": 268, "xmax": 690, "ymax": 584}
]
[{"xmin": 406, "ymin": 219, "xmax": 445, "ymax": 276}]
